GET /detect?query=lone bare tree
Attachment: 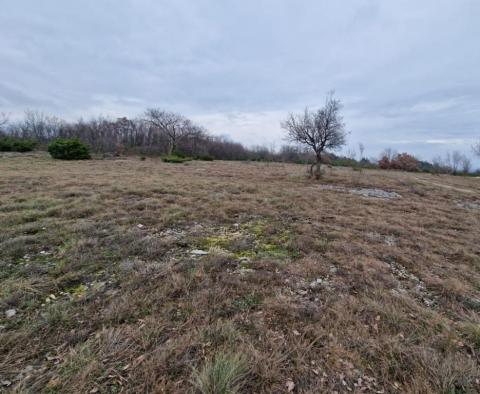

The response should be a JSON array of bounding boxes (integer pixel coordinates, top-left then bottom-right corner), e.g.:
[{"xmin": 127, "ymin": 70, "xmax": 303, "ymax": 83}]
[
  {"xmin": 282, "ymin": 92, "xmax": 347, "ymax": 178},
  {"xmin": 145, "ymin": 109, "xmax": 191, "ymax": 154}
]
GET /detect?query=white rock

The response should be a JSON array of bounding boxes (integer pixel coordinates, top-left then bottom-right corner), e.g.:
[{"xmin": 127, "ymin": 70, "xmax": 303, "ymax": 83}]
[
  {"xmin": 5, "ymin": 309, "xmax": 16, "ymax": 318},
  {"xmin": 190, "ymin": 249, "xmax": 209, "ymax": 256},
  {"xmin": 137, "ymin": 224, "xmax": 145, "ymax": 229}
]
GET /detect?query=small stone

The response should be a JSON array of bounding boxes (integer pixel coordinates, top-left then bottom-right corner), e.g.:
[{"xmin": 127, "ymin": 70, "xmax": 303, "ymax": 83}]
[
  {"xmin": 5, "ymin": 309, "xmax": 16, "ymax": 318},
  {"xmin": 286, "ymin": 379, "xmax": 295, "ymax": 392},
  {"xmin": 190, "ymin": 249, "xmax": 208, "ymax": 256},
  {"xmin": 309, "ymin": 278, "xmax": 324, "ymax": 288},
  {"xmin": 137, "ymin": 224, "xmax": 145, "ymax": 229},
  {"xmin": 1, "ymin": 380, "xmax": 12, "ymax": 387}
]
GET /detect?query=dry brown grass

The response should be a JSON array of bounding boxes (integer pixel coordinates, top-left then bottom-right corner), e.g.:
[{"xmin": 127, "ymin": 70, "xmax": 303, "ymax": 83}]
[{"xmin": 1, "ymin": 152, "xmax": 479, "ymax": 393}]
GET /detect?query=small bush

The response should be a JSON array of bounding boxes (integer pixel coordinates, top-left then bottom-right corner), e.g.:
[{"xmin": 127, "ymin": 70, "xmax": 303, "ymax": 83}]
[
  {"xmin": 195, "ymin": 154, "xmax": 215, "ymax": 161},
  {"xmin": 0, "ymin": 137, "xmax": 13, "ymax": 151},
  {"xmin": 13, "ymin": 139, "xmax": 37, "ymax": 152},
  {"xmin": 161, "ymin": 155, "xmax": 191, "ymax": 163},
  {"xmin": 171, "ymin": 149, "xmax": 187, "ymax": 158},
  {"xmin": 48, "ymin": 138, "xmax": 90, "ymax": 160},
  {"xmin": 0, "ymin": 137, "xmax": 36, "ymax": 152},
  {"xmin": 379, "ymin": 152, "xmax": 420, "ymax": 172}
]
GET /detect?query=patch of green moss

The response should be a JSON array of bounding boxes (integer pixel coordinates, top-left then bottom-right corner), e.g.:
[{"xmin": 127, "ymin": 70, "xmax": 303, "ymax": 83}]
[
  {"xmin": 233, "ymin": 250, "xmax": 256, "ymax": 260},
  {"xmin": 249, "ymin": 221, "xmax": 266, "ymax": 237},
  {"xmin": 67, "ymin": 284, "xmax": 88, "ymax": 298},
  {"xmin": 201, "ymin": 235, "xmax": 233, "ymax": 249},
  {"xmin": 257, "ymin": 243, "xmax": 289, "ymax": 259},
  {"xmin": 197, "ymin": 221, "xmax": 295, "ymax": 262}
]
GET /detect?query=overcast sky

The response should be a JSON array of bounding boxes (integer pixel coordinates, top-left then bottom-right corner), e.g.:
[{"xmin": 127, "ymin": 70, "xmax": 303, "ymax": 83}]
[{"xmin": 1, "ymin": 0, "xmax": 479, "ymax": 164}]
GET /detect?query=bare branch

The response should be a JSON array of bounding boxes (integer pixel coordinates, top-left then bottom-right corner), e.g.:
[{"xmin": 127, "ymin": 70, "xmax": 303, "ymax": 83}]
[{"xmin": 281, "ymin": 92, "xmax": 347, "ymax": 178}]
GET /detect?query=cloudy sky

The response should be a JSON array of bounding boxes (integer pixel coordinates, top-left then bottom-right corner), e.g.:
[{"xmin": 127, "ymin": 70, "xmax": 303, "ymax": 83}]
[{"xmin": 1, "ymin": 0, "xmax": 479, "ymax": 163}]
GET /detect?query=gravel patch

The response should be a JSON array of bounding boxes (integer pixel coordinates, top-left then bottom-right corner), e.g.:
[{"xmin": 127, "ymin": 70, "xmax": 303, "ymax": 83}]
[{"xmin": 317, "ymin": 185, "xmax": 401, "ymax": 199}]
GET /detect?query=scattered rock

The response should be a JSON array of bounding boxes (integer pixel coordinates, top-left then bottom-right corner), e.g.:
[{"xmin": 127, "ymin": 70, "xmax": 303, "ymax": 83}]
[
  {"xmin": 190, "ymin": 249, "xmax": 209, "ymax": 256},
  {"xmin": 317, "ymin": 185, "xmax": 401, "ymax": 199},
  {"xmin": 456, "ymin": 201, "xmax": 480, "ymax": 210},
  {"xmin": 384, "ymin": 235, "xmax": 396, "ymax": 246},
  {"xmin": 366, "ymin": 232, "xmax": 396, "ymax": 246},
  {"xmin": 1, "ymin": 380, "xmax": 12, "ymax": 387},
  {"xmin": 350, "ymin": 188, "xmax": 401, "ymax": 199},
  {"xmin": 5, "ymin": 309, "xmax": 16, "ymax": 318},
  {"xmin": 233, "ymin": 267, "xmax": 255, "ymax": 275},
  {"xmin": 309, "ymin": 277, "xmax": 333, "ymax": 291},
  {"xmin": 286, "ymin": 379, "xmax": 295, "ymax": 392},
  {"xmin": 329, "ymin": 265, "xmax": 338, "ymax": 274},
  {"xmin": 137, "ymin": 224, "xmax": 145, "ymax": 229},
  {"xmin": 309, "ymin": 278, "xmax": 325, "ymax": 289},
  {"xmin": 387, "ymin": 260, "xmax": 436, "ymax": 307}
]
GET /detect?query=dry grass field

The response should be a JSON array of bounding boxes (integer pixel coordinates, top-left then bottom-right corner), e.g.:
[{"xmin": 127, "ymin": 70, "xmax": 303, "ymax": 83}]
[{"xmin": 1, "ymin": 152, "xmax": 480, "ymax": 393}]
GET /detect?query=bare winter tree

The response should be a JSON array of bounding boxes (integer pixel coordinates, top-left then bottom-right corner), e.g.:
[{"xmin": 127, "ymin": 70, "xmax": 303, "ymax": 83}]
[
  {"xmin": 358, "ymin": 143, "xmax": 365, "ymax": 160},
  {"xmin": 144, "ymin": 109, "xmax": 192, "ymax": 154},
  {"xmin": 451, "ymin": 150, "xmax": 463, "ymax": 174},
  {"xmin": 460, "ymin": 155, "xmax": 472, "ymax": 174},
  {"xmin": 0, "ymin": 112, "xmax": 8, "ymax": 130},
  {"xmin": 473, "ymin": 141, "xmax": 480, "ymax": 157},
  {"xmin": 282, "ymin": 92, "xmax": 347, "ymax": 179}
]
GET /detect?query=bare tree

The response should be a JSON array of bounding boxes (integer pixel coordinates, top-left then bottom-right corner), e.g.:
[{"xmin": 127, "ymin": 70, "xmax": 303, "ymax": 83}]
[
  {"xmin": 460, "ymin": 155, "xmax": 472, "ymax": 174},
  {"xmin": 14, "ymin": 111, "xmax": 64, "ymax": 142},
  {"xmin": 358, "ymin": 142, "xmax": 365, "ymax": 160},
  {"xmin": 451, "ymin": 150, "xmax": 463, "ymax": 174},
  {"xmin": 281, "ymin": 92, "xmax": 347, "ymax": 179},
  {"xmin": 144, "ymin": 109, "xmax": 192, "ymax": 154},
  {"xmin": 473, "ymin": 141, "xmax": 480, "ymax": 157},
  {"xmin": 346, "ymin": 147, "xmax": 356, "ymax": 161},
  {"xmin": 0, "ymin": 112, "xmax": 8, "ymax": 130}
]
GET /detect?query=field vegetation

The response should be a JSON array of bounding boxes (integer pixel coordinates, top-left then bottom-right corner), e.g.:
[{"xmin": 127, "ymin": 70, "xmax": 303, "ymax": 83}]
[{"xmin": 1, "ymin": 152, "xmax": 479, "ymax": 392}]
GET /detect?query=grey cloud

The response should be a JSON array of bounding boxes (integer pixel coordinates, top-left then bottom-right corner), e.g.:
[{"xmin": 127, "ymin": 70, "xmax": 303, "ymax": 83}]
[{"xmin": 0, "ymin": 0, "xmax": 479, "ymax": 165}]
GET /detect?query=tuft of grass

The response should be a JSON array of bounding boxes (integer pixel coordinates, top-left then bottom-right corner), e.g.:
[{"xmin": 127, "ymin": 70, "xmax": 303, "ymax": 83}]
[
  {"xmin": 200, "ymin": 320, "xmax": 239, "ymax": 348},
  {"xmin": 458, "ymin": 322, "xmax": 480, "ymax": 348},
  {"xmin": 192, "ymin": 352, "xmax": 248, "ymax": 394}
]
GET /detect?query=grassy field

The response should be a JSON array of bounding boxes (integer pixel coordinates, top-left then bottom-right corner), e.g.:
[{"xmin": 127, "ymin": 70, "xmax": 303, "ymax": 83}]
[{"xmin": 1, "ymin": 152, "xmax": 480, "ymax": 393}]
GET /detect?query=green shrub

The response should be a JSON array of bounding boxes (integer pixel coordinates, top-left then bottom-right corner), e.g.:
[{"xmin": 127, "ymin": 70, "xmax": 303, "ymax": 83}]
[
  {"xmin": 48, "ymin": 138, "xmax": 90, "ymax": 160},
  {"xmin": 161, "ymin": 155, "xmax": 191, "ymax": 163},
  {"xmin": 0, "ymin": 137, "xmax": 14, "ymax": 151},
  {"xmin": 0, "ymin": 137, "xmax": 36, "ymax": 152},
  {"xmin": 12, "ymin": 139, "xmax": 37, "ymax": 152},
  {"xmin": 195, "ymin": 154, "xmax": 215, "ymax": 161},
  {"xmin": 171, "ymin": 149, "xmax": 187, "ymax": 158}
]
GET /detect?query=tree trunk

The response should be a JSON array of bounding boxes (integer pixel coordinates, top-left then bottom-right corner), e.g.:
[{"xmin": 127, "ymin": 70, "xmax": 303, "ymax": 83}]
[{"xmin": 314, "ymin": 160, "xmax": 322, "ymax": 179}]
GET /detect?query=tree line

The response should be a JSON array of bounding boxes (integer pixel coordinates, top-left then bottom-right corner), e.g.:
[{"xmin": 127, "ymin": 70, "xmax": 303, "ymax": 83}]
[{"xmin": 1, "ymin": 97, "xmax": 479, "ymax": 175}]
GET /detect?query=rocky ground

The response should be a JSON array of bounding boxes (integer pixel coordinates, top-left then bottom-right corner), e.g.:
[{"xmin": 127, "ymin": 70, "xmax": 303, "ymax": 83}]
[{"xmin": 1, "ymin": 153, "xmax": 479, "ymax": 393}]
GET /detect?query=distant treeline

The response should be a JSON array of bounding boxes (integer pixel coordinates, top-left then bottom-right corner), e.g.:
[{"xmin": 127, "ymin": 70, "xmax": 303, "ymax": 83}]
[
  {"xmin": 0, "ymin": 110, "xmax": 478, "ymax": 175},
  {"xmin": 0, "ymin": 110, "xmax": 320, "ymax": 162}
]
